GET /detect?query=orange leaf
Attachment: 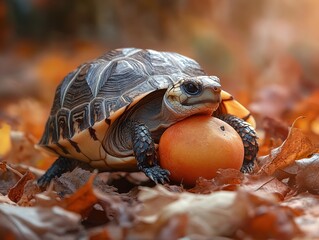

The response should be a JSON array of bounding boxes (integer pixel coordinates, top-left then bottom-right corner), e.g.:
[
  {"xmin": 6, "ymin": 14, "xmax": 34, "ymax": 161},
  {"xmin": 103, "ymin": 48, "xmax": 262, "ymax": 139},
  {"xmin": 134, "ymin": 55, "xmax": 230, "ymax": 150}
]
[
  {"xmin": 60, "ymin": 172, "xmax": 98, "ymax": 217},
  {"xmin": 260, "ymin": 124, "xmax": 316, "ymax": 175},
  {"xmin": 8, "ymin": 171, "xmax": 35, "ymax": 203},
  {"xmin": 236, "ymin": 190, "xmax": 303, "ymax": 239},
  {"xmin": 0, "ymin": 123, "xmax": 11, "ymax": 157}
]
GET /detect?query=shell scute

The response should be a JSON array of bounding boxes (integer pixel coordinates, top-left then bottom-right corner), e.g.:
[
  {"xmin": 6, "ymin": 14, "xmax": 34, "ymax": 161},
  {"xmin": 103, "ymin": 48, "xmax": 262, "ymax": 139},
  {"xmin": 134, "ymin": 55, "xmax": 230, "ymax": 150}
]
[
  {"xmin": 56, "ymin": 109, "xmax": 71, "ymax": 139},
  {"xmin": 89, "ymin": 98, "xmax": 106, "ymax": 126},
  {"xmin": 70, "ymin": 104, "xmax": 91, "ymax": 136}
]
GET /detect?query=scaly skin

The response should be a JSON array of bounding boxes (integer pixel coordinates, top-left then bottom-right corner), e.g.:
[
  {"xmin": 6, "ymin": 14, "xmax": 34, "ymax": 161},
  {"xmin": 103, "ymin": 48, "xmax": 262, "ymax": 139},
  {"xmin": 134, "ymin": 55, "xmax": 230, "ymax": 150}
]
[
  {"xmin": 130, "ymin": 121, "xmax": 170, "ymax": 184},
  {"xmin": 217, "ymin": 114, "xmax": 259, "ymax": 173}
]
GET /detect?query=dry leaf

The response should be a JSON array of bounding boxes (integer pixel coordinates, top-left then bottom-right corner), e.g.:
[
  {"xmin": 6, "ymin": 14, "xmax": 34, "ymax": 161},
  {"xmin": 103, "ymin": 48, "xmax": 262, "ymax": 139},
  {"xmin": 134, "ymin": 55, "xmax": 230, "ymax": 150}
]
[
  {"xmin": 295, "ymin": 153, "xmax": 319, "ymax": 193},
  {"xmin": 259, "ymin": 125, "xmax": 316, "ymax": 175},
  {"xmin": 236, "ymin": 190, "xmax": 303, "ymax": 239},
  {"xmin": 4, "ymin": 130, "xmax": 54, "ymax": 170},
  {"xmin": 242, "ymin": 174, "xmax": 292, "ymax": 200},
  {"xmin": 136, "ymin": 185, "xmax": 248, "ymax": 238},
  {"xmin": 0, "ymin": 205, "xmax": 85, "ymax": 240},
  {"xmin": 34, "ymin": 182, "xmax": 61, "ymax": 208},
  {"xmin": 60, "ymin": 172, "xmax": 98, "ymax": 218},
  {"xmin": 281, "ymin": 193, "xmax": 319, "ymax": 238},
  {"xmin": 94, "ymin": 188, "xmax": 137, "ymax": 228},
  {"xmin": 8, "ymin": 171, "xmax": 35, "ymax": 203},
  {"xmin": 0, "ymin": 162, "xmax": 21, "ymax": 195}
]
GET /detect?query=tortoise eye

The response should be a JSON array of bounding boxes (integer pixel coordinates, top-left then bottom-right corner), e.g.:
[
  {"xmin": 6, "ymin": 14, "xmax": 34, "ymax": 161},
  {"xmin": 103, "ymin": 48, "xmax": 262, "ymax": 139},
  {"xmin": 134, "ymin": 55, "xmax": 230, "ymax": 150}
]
[{"xmin": 182, "ymin": 82, "xmax": 202, "ymax": 95}]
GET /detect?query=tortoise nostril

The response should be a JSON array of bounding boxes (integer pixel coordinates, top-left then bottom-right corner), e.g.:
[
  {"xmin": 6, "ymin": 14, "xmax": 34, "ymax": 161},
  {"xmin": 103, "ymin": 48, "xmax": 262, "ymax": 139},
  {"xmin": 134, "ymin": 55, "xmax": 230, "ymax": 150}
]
[{"xmin": 213, "ymin": 86, "xmax": 221, "ymax": 93}]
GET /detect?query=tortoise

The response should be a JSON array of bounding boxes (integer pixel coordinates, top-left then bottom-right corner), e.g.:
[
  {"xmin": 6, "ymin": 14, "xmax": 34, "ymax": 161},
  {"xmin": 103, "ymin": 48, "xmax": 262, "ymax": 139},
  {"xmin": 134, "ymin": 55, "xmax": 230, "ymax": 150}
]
[{"xmin": 37, "ymin": 48, "xmax": 258, "ymax": 186}]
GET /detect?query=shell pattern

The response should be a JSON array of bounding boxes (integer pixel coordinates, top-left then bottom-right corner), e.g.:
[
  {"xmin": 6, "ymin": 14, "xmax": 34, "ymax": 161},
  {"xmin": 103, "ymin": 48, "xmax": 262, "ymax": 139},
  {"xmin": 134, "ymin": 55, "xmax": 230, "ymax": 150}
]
[{"xmin": 37, "ymin": 48, "xmax": 208, "ymax": 169}]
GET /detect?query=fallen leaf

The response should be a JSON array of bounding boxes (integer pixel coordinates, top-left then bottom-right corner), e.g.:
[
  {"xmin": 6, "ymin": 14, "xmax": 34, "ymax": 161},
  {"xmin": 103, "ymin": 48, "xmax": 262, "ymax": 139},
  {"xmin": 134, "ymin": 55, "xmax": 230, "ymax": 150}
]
[
  {"xmin": 242, "ymin": 174, "xmax": 292, "ymax": 200},
  {"xmin": 281, "ymin": 193, "xmax": 319, "ymax": 238},
  {"xmin": 235, "ymin": 190, "xmax": 303, "ymax": 239},
  {"xmin": 0, "ymin": 162, "xmax": 21, "ymax": 195},
  {"xmin": 60, "ymin": 172, "xmax": 98, "ymax": 218},
  {"xmin": 258, "ymin": 117, "xmax": 289, "ymax": 156},
  {"xmin": 17, "ymin": 180, "xmax": 42, "ymax": 207},
  {"xmin": 0, "ymin": 205, "xmax": 86, "ymax": 240},
  {"xmin": 156, "ymin": 214, "xmax": 188, "ymax": 240},
  {"xmin": 259, "ymin": 124, "xmax": 316, "ymax": 175},
  {"xmin": 136, "ymin": 185, "xmax": 248, "ymax": 238},
  {"xmin": 34, "ymin": 182, "xmax": 61, "ymax": 208},
  {"xmin": 8, "ymin": 171, "xmax": 35, "ymax": 203},
  {"xmin": 94, "ymin": 188, "xmax": 137, "ymax": 228},
  {"xmin": 4, "ymin": 130, "xmax": 54, "ymax": 170},
  {"xmin": 53, "ymin": 168, "xmax": 116, "ymax": 197},
  {"xmin": 295, "ymin": 153, "xmax": 319, "ymax": 194},
  {"xmin": 189, "ymin": 169, "xmax": 291, "ymax": 199}
]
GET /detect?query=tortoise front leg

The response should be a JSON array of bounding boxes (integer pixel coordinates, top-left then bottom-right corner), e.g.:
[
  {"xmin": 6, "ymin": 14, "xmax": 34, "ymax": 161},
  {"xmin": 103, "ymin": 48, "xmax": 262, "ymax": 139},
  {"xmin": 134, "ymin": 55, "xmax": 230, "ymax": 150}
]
[
  {"xmin": 217, "ymin": 114, "xmax": 259, "ymax": 173},
  {"xmin": 37, "ymin": 157, "xmax": 79, "ymax": 187},
  {"xmin": 129, "ymin": 121, "xmax": 170, "ymax": 184}
]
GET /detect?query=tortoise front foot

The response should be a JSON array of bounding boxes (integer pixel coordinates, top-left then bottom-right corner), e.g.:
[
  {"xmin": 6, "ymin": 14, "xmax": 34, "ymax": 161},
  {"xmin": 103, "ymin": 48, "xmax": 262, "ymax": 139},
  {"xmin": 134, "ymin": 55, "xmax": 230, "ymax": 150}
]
[
  {"xmin": 140, "ymin": 165, "xmax": 170, "ymax": 184},
  {"xmin": 240, "ymin": 159, "xmax": 255, "ymax": 173},
  {"xmin": 37, "ymin": 157, "xmax": 79, "ymax": 187},
  {"xmin": 130, "ymin": 120, "xmax": 170, "ymax": 184}
]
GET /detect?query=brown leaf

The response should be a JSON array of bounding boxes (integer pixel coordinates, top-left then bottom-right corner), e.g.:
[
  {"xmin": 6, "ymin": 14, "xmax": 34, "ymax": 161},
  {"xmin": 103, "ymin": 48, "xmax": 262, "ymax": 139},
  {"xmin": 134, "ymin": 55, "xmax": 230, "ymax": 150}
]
[
  {"xmin": 295, "ymin": 153, "xmax": 319, "ymax": 193},
  {"xmin": 17, "ymin": 180, "xmax": 42, "ymax": 206},
  {"xmin": 8, "ymin": 171, "xmax": 35, "ymax": 203},
  {"xmin": 0, "ymin": 163, "xmax": 21, "ymax": 195},
  {"xmin": 189, "ymin": 170, "xmax": 291, "ymax": 199},
  {"xmin": 136, "ymin": 185, "xmax": 248, "ymax": 238},
  {"xmin": 260, "ymin": 125, "xmax": 316, "ymax": 175},
  {"xmin": 0, "ymin": 204, "xmax": 85, "ymax": 239},
  {"xmin": 94, "ymin": 188, "xmax": 137, "ymax": 228},
  {"xmin": 236, "ymin": 190, "xmax": 303, "ymax": 239},
  {"xmin": 4, "ymin": 130, "xmax": 54, "ymax": 169},
  {"xmin": 281, "ymin": 193, "xmax": 319, "ymax": 238},
  {"xmin": 54, "ymin": 168, "xmax": 116, "ymax": 196},
  {"xmin": 156, "ymin": 214, "xmax": 188, "ymax": 240},
  {"xmin": 242, "ymin": 174, "xmax": 292, "ymax": 200},
  {"xmin": 34, "ymin": 182, "xmax": 61, "ymax": 207},
  {"xmin": 60, "ymin": 172, "xmax": 98, "ymax": 218},
  {"xmin": 189, "ymin": 169, "xmax": 244, "ymax": 194}
]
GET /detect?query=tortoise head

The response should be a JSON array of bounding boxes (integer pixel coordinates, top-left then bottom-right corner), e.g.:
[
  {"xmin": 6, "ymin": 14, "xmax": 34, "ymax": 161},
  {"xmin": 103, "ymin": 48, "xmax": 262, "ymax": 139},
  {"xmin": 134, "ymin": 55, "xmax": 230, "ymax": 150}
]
[{"xmin": 163, "ymin": 76, "xmax": 221, "ymax": 118}]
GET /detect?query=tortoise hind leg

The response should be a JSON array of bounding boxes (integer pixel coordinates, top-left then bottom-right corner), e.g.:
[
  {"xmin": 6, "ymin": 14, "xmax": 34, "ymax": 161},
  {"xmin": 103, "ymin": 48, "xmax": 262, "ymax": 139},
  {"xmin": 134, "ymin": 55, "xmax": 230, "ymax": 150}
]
[
  {"xmin": 37, "ymin": 157, "xmax": 79, "ymax": 187},
  {"xmin": 217, "ymin": 114, "xmax": 259, "ymax": 173},
  {"xmin": 129, "ymin": 121, "xmax": 170, "ymax": 184}
]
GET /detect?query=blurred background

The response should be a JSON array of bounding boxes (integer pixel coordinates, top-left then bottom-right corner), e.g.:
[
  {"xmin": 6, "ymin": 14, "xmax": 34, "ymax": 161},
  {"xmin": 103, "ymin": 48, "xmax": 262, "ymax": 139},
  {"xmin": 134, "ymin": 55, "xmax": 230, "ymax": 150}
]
[{"xmin": 0, "ymin": 0, "xmax": 319, "ymax": 162}]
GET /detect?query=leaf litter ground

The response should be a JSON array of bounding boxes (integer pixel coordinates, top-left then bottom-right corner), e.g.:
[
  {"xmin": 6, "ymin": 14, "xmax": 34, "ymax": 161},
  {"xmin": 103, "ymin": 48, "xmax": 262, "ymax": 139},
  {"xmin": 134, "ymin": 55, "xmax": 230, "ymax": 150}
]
[{"xmin": 0, "ymin": 119, "xmax": 319, "ymax": 239}]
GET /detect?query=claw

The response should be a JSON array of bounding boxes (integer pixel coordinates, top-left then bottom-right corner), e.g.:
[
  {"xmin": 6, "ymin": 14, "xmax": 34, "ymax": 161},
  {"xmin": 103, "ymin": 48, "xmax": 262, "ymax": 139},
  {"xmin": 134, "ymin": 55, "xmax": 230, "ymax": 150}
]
[
  {"xmin": 149, "ymin": 174, "xmax": 156, "ymax": 183},
  {"xmin": 164, "ymin": 175, "xmax": 170, "ymax": 182},
  {"xmin": 159, "ymin": 177, "xmax": 165, "ymax": 184}
]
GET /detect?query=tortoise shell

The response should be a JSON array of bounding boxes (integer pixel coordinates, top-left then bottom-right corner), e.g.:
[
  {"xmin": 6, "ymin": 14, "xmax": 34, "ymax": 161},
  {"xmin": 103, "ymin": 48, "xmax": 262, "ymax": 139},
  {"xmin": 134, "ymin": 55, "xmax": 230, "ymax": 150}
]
[{"xmin": 37, "ymin": 48, "xmax": 255, "ymax": 170}]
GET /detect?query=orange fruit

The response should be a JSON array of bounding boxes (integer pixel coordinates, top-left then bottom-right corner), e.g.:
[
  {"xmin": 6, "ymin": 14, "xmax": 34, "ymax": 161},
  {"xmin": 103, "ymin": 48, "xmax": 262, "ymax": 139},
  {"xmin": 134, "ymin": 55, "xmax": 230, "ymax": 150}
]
[{"xmin": 159, "ymin": 115, "xmax": 244, "ymax": 186}]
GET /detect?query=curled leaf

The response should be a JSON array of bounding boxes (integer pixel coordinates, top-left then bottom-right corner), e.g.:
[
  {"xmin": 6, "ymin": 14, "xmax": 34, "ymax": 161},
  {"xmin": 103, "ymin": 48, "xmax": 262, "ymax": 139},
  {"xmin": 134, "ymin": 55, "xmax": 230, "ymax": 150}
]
[
  {"xmin": 8, "ymin": 171, "xmax": 35, "ymax": 203},
  {"xmin": 260, "ymin": 124, "xmax": 316, "ymax": 175}
]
